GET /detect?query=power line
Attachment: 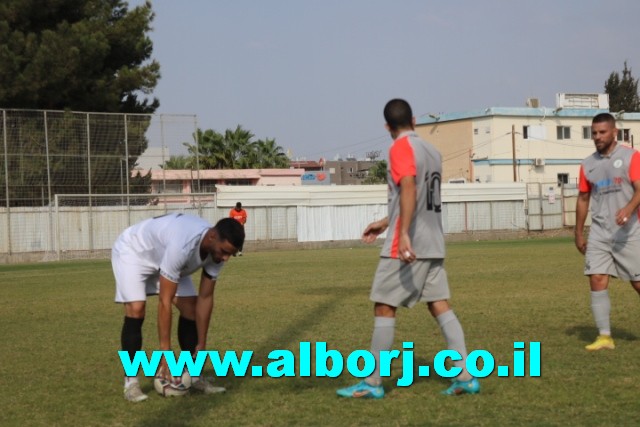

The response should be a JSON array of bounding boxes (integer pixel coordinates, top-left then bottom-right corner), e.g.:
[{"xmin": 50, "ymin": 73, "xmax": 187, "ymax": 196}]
[{"xmin": 303, "ymin": 134, "xmax": 389, "ymax": 158}]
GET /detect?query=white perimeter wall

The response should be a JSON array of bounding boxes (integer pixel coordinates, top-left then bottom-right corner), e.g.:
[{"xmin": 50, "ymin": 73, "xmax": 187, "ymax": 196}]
[{"xmin": 0, "ymin": 183, "xmax": 531, "ymax": 255}]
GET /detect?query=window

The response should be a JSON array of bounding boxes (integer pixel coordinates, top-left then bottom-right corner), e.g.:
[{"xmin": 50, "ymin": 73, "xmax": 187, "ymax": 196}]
[
  {"xmin": 524, "ymin": 125, "xmax": 546, "ymax": 140},
  {"xmin": 159, "ymin": 182, "xmax": 183, "ymax": 193},
  {"xmin": 618, "ymin": 128, "xmax": 630, "ymax": 142},
  {"xmin": 199, "ymin": 180, "xmax": 217, "ymax": 192},
  {"xmin": 226, "ymin": 179, "xmax": 252, "ymax": 186},
  {"xmin": 557, "ymin": 173, "xmax": 569, "ymax": 187},
  {"xmin": 557, "ymin": 126, "xmax": 571, "ymax": 140},
  {"xmin": 473, "ymin": 128, "xmax": 479, "ymax": 135},
  {"xmin": 582, "ymin": 127, "xmax": 592, "ymax": 140}
]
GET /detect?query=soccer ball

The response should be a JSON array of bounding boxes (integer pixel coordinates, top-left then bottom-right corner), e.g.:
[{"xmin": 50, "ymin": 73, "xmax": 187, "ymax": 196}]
[{"xmin": 154, "ymin": 372, "xmax": 191, "ymax": 397}]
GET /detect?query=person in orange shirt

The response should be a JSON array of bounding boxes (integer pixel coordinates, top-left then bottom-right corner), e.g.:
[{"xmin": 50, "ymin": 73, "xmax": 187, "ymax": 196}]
[{"xmin": 229, "ymin": 202, "xmax": 247, "ymax": 255}]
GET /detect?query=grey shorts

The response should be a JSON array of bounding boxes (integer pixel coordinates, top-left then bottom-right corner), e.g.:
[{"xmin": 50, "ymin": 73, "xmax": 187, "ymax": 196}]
[
  {"xmin": 370, "ymin": 257, "xmax": 451, "ymax": 308},
  {"xmin": 112, "ymin": 251, "xmax": 197, "ymax": 303},
  {"xmin": 584, "ymin": 238, "xmax": 640, "ymax": 281}
]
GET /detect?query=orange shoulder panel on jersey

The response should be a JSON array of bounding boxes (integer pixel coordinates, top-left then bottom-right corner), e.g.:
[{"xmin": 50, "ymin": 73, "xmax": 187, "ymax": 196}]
[
  {"xmin": 629, "ymin": 150, "xmax": 640, "ymax": 182},
  {"xmin": 578, "ymin": 165, "xmax": 591, "ymax": 192},
  {"xmin": 389, "ymin": 136, "xmax": 416, "ymax": 185}
]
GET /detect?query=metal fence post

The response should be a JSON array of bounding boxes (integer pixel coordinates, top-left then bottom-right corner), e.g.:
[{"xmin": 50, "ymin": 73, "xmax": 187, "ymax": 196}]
[
  {"xmin": 86, "ymin": 113, "xmax": 94, "ymax": 251},
  {"xmin": 2, "ymin": 110, "xmax": 11, "ymax": 254}
]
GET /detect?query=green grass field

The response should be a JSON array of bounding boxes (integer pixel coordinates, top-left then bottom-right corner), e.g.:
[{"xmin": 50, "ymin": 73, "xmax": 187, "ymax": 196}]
[{"xmin": 1, "ymin": 238, "xmax": 639, "ymax": 426}]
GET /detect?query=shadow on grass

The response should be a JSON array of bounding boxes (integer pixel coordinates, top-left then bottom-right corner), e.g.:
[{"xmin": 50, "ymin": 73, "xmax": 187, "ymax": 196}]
[
  {"xmin": 138, "ymin": 292, "xmax": 351, "ymax": 427},
  {"xmin": 565, "ymin": 324, "xmax": 638, "ymax": 343}
]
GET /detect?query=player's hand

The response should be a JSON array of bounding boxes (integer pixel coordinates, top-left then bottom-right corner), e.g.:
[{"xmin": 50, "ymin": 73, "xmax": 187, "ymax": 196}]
[
  {"xmin": 398, "ymin": 233, "xmax": 415, "ymax": 263},
  {"xmin": 615, "ymin": 208, "xmax": 632, "ymax": 226},
  {"xmin": 362, "ymin": 219, "xmax": 388, "ymax": 243},
  {"xmin": 157, "ymin": 353, "xmax": 181, "ymax": 384},
  {"xmin": 574, "ymin": 234, "xmax": 587, "ymax": 255},
  {"xmin": 157, "ymin": 357, "xmax": 171, "ymax": 380}
]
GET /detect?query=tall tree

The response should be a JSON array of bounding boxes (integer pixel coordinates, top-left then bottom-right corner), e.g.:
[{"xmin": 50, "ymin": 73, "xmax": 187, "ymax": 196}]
[
  {"xmin": 605, "ymin": 61, "xmax": 640, "ymax": 112},
  {"xmin": 0, "ymin": 1, "xmax": 159, "ymax": 205},
  {"xmin": 0, "ymin": 0, "xmax": 160, "ymax": 113}
]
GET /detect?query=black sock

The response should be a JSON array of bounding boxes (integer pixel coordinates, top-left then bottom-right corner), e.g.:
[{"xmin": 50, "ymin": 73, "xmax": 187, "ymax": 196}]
[
  {"xmin": 178, "ymin": 316, "xmax": 198, "ymax": 355},
  {"xmin": 121, "ymin": 316, "xmax": 144, "ymax": 362}
]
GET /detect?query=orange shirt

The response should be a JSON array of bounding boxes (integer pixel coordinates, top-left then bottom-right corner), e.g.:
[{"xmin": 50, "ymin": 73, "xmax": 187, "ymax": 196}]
[{"xmin": 229, "ymin": 208, "xmax": 247, "ymax": 225}]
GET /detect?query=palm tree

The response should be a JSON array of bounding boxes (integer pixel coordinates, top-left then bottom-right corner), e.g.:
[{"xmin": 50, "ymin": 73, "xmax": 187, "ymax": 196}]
[
  {"xmin": 183, "ymin": 128, "xmax": 226, "ymax": 169},
  {"xmin": 161, "ymin": 155, "xmax": 192, "ymax": 170},
  {"xmin": 223, "ymin": 125, "xmax": 254, "ymax": 169},
  {"xmin": 255, "ymin": 138, "xmax": 289, "ymax": 168},
  {"xmin": 182, "ymin": 125, "xmax": 289, "ymax": 169}
]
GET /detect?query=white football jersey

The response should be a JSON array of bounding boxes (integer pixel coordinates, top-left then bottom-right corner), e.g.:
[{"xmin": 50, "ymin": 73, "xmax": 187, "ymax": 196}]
[{"xmin": 113, "ymin": 213, "xmax": 223, "ymax": 282}]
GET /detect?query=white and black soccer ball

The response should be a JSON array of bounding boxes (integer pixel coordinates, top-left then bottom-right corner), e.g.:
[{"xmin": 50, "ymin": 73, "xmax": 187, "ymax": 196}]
[{"xmin": 154, "ymin": 372, "xmax": 191, "ymax": 397}]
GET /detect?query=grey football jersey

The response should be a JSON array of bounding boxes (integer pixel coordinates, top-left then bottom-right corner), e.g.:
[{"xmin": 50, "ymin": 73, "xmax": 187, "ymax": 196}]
[
  {"xmin": 580, "ymin": 144, "xmax": 640, "ymax": 242},
  {"xmin": 381, "ymin": 131, "xmax": 445, "ymax": 259}
]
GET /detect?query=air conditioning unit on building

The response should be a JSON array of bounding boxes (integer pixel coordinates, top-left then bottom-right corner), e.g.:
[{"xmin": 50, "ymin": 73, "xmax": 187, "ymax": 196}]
[
  {"xmin": 534, "ymin": 158, "xmax": 545, "ymax": 166},
  {"xmin": 526, "ymin": 98, "xmax": 540, "ymax": 108}
]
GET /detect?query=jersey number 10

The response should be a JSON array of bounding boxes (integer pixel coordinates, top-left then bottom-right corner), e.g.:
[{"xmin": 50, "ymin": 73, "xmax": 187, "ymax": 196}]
[{"xmin": 425, "ymin": 171, "xmax": 442, "ymax": 212}]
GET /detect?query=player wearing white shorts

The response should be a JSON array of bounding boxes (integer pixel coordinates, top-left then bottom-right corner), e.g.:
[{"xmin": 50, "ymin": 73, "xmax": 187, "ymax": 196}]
[
  {"xmin": 337, "ymin": 99, "xmax": 480, "ymax": 399},
  {"xmin": 575, "ymin": 113, "xmax": 640, "ymax": 351},
  {"xmin": 114, "ymin": 213, "xmax": 244, "ymax": 402}
]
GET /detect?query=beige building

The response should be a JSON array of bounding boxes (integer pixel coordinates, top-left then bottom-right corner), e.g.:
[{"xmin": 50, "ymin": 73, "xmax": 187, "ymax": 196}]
[{"xmin": 416, "ymin": 94, "xmax": 640, "ymax": 186}]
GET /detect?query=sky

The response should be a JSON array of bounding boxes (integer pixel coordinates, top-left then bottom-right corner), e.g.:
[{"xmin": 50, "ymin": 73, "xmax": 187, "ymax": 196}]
[{"xmin": 139, "ymin": 0, "xmax": 640, "ymax": 161}]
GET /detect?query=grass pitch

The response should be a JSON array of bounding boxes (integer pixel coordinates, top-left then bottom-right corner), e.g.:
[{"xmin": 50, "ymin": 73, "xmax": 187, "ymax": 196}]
[{"xmin": 1, "ymin": 238, "xmax": 639, "ymax": 426}]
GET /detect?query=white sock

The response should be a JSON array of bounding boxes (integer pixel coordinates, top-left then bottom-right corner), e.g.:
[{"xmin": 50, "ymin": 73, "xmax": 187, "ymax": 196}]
[{"xmin": 124, "ymin": 377, "xmax": 139, "ymax": 388}]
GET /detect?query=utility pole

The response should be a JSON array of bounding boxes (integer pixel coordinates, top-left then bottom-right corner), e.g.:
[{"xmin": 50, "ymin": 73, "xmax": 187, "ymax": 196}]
[{"xmin": 512, "ymin": 124, "xmax": 517, "ymax": 182}]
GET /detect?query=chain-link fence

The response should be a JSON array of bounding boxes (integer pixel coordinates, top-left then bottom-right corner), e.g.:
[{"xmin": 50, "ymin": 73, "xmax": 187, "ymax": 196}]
[{"xmin": 0, "ymin": 109, "xmax": 198, "ymax": 207}]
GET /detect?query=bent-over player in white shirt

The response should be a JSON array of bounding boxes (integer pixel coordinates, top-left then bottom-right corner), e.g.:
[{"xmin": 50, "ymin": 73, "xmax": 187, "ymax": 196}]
[{"xmin": 112, "ymin": 213, "xmax": 244, "ymax": 402}]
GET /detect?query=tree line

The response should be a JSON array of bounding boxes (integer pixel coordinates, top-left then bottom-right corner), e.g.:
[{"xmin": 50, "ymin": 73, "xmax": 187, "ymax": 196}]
[{"xmin": 162, "ymin": 125, "xmax": 289, "ymax": 170}]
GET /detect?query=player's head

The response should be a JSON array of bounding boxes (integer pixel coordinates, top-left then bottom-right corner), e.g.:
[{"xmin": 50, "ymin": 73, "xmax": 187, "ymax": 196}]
[
  {"xmin": 207, "ymin": 218, "xmax": 245, "ymax": 262},
  {"xmin": 384, "ymin": 99, "xmax": 415, "ymax": 136},
  {"xmin": 215, "ymin": 217, "xmax": 245, "ymax": 248},
  {"xmin": 235, "ymin": 202, "xmax": 242, "ymax": 210},
  {"xmin": 592, "ymin": 112, "xmax": 616, "ymax": 127},
  {"xmin": 591, "ymin": 113, "xmax": 617, "ymax": 155}
]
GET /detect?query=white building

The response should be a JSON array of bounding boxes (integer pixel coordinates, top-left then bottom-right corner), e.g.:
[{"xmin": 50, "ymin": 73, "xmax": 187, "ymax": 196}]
[{"xmin": 416, "ymin": 94, "xmax": 640, "ymax": 186}]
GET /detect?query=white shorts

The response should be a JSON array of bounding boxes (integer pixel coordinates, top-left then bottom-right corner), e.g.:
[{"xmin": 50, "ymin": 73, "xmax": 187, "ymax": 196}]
[
  {"xmin": 584, "ymin": 238, "xmax": 640, "ymax": 281},
  {"xmin": 370, "ymin": 258, "xmax": 451, "ymax": 308},
  {"xmin": 112, "ymin": 250, "xmax": 197, "ymax": 303}
]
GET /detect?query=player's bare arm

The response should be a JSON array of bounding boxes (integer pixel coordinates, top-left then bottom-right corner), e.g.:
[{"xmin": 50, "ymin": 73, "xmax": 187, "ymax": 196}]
[
  {"xmin": 362, "ymin": 217, "xmax": 389, "ymax": 243},
  {"xmin": 616, "ymin": 180, "xmax": 640, "ymax": 226},
  {"xmin": 575, "ymin": 192, "xmax": 590, "ymax": 254},
  {"xmin": 195, "ymin": 272, "xmax": 216, "ymax": 352},
  {"xmin": 158, "ymin": 275, "xmax": 178, "ymax": 377},
  {"xmin": 398, "ymin": 175, "xmax": 417, "ymax": 263}
]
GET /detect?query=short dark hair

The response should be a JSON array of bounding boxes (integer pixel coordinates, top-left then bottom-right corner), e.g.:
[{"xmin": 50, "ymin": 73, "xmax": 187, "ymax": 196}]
[
  {"xmin": 214, "ymin": 217, "xmax": 245, "ymax": 249},
  {"xmin": 592, "ymin": 113, "xmax": 616, "ymax": 126},
  {"xmin": 235, "ymin": 202, "xmax": 242, "ymax": 209},
  {"xmin": 384, "ymin": 99, "xmax": 413, "ymax": 131}
]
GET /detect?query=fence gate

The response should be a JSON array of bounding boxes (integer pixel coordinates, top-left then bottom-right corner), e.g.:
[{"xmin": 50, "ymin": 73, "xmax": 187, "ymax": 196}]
[{"xmin": 526, "ymin": 182, "xmax": 565, "ymax": 231}]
